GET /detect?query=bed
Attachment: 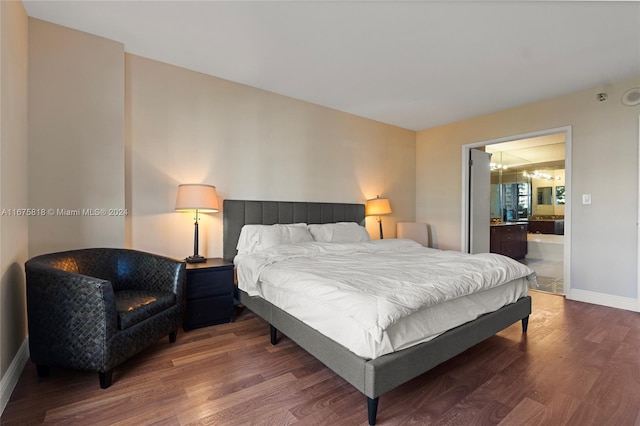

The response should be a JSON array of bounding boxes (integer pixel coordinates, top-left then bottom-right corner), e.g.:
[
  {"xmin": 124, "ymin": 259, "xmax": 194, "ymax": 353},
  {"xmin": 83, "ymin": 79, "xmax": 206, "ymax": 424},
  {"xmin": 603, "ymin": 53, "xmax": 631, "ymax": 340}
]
[{"xmin": 223, "ymin": 199, "xmax": 532, "ymax": 425}]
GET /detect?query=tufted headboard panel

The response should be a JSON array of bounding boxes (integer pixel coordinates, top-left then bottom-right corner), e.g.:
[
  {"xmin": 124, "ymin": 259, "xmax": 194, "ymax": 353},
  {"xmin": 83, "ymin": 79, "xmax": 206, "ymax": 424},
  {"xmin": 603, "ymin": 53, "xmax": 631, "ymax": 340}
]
[{"xmin": 223, "ymin": 200, "xmax": 366, "ymax": 262}]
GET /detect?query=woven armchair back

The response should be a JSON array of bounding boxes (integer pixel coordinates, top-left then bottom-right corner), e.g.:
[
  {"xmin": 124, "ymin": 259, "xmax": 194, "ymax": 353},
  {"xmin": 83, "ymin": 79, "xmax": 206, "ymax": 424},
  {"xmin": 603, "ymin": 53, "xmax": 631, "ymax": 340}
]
[{"xmin": 28, "ymin": 248, "xmax": 185, "ymax": 293}]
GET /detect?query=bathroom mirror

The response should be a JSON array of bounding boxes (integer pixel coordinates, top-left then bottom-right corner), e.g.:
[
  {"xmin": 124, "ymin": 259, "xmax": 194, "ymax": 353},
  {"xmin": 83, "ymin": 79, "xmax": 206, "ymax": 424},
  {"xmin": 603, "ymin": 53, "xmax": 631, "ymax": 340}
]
[
  {"xmin": 537, "ymin": 187, "xmax": 553, "ymax": 205},
  {"xmin": 556, "ymin": 186, "xmax": 565, "ymax": 205}
]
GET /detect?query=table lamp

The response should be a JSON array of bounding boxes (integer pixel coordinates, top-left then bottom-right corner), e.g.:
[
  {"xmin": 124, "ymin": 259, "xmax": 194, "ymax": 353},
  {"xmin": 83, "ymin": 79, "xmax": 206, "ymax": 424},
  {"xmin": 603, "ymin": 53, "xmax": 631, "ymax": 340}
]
[
  {"xmin": 366, "ymin": 195, "xmax": 392, "ymax": 239},
  {"xmin": 175, "ymin": 184, "xmax": 219, "ymax": 263}
]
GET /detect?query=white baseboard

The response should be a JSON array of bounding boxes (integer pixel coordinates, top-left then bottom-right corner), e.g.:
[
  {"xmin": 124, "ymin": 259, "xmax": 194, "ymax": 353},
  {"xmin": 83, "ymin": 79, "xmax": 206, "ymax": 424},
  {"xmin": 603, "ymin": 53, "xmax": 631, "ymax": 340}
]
[
  {"xmin": 0, "ymin": 337, "xmax": 29, "ymax": 416},
  {"xmin": 568, "ymin": 289, "xmax": 639, "ymax": 312}
]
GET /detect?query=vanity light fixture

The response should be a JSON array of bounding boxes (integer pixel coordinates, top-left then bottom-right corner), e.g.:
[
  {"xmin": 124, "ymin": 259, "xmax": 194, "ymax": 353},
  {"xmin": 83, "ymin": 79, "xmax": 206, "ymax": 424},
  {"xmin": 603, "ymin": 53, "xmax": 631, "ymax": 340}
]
[
  {"xmin": 366, "ymin": 195, "xmax": 392, "ymax": 239},
  {"xmin": 523, "ymin": 171, "xmax": 561, "ymax": 181},
  {"xmin": 490, "ymin": 163, "xmax": 509, "ymax": 171},
  {"xmin": 175, "ymin": 184, "xmax": 219, "ymax": 263}
]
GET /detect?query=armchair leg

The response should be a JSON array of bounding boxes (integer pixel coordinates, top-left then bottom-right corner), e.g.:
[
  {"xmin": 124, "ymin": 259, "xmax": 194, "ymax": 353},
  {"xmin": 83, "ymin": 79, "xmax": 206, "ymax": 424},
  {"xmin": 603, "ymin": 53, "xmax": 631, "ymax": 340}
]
[
  {"xmin": 36, "ymin": 364, "xmax": 50, "ymax": 377},
  {"xmin": 169, "ymin": 330, "xmax": 177, "ymax": 343},
  {"xmin": 99, "ymin": 370, "xmax": 113, "ymax": 389}
]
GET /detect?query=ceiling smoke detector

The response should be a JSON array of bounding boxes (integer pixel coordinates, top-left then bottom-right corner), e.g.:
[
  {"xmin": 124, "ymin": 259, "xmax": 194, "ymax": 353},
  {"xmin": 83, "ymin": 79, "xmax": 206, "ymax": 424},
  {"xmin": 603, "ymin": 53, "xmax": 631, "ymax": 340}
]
[{"xmin": 621, "ymin": 87, "xmax": 640, "ymax": 106}]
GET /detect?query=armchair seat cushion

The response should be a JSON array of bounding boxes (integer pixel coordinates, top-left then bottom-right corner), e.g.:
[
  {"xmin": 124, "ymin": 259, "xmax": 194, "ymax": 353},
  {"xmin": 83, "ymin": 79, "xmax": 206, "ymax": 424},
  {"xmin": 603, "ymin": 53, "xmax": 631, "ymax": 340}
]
[{"xmin": 115, "ymin": 290, "xmax": 176, "ymax": 330}]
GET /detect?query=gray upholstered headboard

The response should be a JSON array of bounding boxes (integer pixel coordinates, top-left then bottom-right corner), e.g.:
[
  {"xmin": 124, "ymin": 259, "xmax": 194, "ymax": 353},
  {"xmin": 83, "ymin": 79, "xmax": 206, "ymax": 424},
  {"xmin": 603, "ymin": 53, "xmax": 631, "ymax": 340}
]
[{"xmin": 223, "ymin": 200, "xmax": 366, "ymax": 262}]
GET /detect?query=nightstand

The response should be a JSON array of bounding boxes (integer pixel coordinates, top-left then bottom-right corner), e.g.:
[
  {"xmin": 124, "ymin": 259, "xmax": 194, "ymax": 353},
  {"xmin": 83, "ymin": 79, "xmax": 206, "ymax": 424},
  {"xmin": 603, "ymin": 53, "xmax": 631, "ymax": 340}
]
[{"xmin": 184, "ymin": 258, "xmax": 234, "ymax": 331}]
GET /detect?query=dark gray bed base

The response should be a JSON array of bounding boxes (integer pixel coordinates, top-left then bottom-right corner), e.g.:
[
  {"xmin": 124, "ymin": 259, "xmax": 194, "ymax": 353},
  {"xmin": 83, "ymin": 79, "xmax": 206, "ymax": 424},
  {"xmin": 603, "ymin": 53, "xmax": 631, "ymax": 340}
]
[
  {"xmin": 240, "ymin": 289, "xmax": 531, "ymax": 425},
  {"xmin": 223, "ymin": 199, "xmax": 532, "ymax": 425}
]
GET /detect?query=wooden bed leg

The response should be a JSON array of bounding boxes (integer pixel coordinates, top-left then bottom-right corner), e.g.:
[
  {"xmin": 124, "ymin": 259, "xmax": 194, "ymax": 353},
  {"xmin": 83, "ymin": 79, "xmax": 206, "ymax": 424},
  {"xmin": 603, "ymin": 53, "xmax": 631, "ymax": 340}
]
[
  {"xmin": 521, "ymin": 316, "xmax": 529, "ymax": 333},
  {"xmin": 270, "ymin": 325, "xmax": 278, "ymax": 345},
  {"xmin": 367, "ymin": 397, "xmax": 379, "ymax": 425}
]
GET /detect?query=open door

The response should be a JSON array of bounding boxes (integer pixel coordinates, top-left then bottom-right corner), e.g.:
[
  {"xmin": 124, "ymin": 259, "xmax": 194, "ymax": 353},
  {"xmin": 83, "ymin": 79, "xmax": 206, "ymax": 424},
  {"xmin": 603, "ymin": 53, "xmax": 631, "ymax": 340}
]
[{"xmin": 469, "ymin": 149, "xmax": 491, "ymax": 254}]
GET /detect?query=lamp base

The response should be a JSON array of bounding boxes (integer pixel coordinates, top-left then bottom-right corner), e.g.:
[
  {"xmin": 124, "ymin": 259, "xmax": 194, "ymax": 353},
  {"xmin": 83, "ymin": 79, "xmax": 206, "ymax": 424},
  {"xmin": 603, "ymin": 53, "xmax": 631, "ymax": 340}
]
[{"xmin": 185, "ymin": 255, "xmax": 207, "ymax": 264}]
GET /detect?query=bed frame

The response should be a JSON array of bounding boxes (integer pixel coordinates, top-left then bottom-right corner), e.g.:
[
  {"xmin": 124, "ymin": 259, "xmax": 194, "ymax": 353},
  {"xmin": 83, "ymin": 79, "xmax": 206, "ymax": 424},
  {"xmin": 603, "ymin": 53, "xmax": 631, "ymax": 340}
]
[{"xmin": 223, "ymin": 199, "xmax": 531, "ymax": 425}]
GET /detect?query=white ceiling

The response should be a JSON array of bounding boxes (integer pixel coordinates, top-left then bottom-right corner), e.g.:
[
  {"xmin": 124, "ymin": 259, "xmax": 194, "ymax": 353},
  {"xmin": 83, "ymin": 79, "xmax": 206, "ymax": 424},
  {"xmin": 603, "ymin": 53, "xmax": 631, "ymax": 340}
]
[{"xmin": 22, "ymin": 1, "xmax": 640, "ymax": 131}]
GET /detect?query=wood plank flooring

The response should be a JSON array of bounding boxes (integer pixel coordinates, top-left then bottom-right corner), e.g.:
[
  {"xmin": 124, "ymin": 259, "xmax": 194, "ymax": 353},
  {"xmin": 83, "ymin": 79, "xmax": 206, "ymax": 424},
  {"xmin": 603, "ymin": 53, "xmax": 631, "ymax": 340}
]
[{"xmin": 3, "ymin": 290, "xmax": 640, "ymax": 425}]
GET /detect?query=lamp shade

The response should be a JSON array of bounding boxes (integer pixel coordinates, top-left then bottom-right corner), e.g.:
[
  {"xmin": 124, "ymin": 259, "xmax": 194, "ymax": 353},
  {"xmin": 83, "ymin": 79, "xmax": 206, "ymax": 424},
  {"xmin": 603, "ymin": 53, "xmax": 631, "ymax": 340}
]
[
  {"xmin": 175, "ymin": 184, "xmax": 219, "ymax": 212},
  {"xmin": 366, "ymin": 196, "xmax": 392, "ymax": 216}
]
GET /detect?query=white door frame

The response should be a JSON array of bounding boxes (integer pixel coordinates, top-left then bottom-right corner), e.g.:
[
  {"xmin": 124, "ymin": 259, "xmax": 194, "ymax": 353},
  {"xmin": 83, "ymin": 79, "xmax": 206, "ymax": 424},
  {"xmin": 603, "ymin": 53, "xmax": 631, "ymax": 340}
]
[{"xmin": 461, "ymin": 126, "xmax": 572, "ymax": 296}]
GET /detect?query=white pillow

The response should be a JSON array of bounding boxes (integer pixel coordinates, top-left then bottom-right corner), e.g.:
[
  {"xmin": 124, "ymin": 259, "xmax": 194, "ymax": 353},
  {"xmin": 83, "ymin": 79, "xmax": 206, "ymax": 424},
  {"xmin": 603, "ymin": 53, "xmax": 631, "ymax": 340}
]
[
  {"xmin": 236, "ymin": 223, "xmax": 312, "ymax": 254},
  {"xmin": 236, "ymin": 225, "xmax": 263, "ymax": 254},
  {"xmin": 308, "ymin": 222, "xmax": 370, "ymax": 243},
  {"xmin": 261, "ymin": 224, "xmax": 313, "ymax": 250}
]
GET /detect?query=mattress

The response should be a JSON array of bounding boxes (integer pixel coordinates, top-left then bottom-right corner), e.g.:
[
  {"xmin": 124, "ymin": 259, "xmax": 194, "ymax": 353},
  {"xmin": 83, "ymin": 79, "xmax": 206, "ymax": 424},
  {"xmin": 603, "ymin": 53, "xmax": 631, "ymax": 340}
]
[{"xmin": 235, "ymin": 239, "xmax": 534, "ymax": 359}]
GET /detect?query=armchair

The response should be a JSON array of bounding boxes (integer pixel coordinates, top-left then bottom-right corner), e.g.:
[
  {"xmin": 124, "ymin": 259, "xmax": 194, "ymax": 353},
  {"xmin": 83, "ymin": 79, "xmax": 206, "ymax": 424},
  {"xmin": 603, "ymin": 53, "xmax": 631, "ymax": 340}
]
[{"xmin": 26, "ymin": 248, "xmax": 186, "ymax": 388}]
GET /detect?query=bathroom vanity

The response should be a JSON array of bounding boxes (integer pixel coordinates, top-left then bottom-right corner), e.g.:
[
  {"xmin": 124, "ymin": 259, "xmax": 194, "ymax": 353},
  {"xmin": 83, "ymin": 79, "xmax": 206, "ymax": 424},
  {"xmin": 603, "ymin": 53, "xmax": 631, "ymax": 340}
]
[
  {"xmin": 528, "ymin": 216, "xmax": 564, "ymax": 235},
  {"xmin": 490, "ymin": 222, "xmax": 528, "ymax": 259}
]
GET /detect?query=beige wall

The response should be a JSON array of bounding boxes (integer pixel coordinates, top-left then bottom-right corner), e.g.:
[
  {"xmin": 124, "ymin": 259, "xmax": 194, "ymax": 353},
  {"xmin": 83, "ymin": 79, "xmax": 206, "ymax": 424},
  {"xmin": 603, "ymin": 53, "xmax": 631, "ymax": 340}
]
[
  {"xmin": 28, "ymin": 19, "xmax": 126, "ymax": 257},
  {"xmin": 0, "ymin": 0, "xmax": 28, "ymax": 407},
  {"xmin": 126, "ymin": 55, "xmax": 416, "ymax": 259},
  {"xmin": 417, "ymin": 76, "xmax": 640, "ymax": 300}
]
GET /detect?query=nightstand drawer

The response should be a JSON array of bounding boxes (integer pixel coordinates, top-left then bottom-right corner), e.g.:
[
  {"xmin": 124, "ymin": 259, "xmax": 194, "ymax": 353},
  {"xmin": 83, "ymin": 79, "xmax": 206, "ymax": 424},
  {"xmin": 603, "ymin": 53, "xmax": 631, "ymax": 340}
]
[
  {"xmin": 184, "ymin": 258, "xmax": 234, "ymax": 331},
  {"xmin": 184, "ymin": 295, "xmax": 234, "ymax": 329},
  {"xmin": 187, "ymin": 268, "xmax": 233, "ymax": 299}
]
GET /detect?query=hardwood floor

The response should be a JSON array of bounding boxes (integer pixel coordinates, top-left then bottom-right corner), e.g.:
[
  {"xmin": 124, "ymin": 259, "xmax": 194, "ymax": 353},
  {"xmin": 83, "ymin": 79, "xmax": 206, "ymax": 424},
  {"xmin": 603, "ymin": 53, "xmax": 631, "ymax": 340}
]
[{"xmin": 4, "ymin": 290, "xmax": 640, "ymax": 425}]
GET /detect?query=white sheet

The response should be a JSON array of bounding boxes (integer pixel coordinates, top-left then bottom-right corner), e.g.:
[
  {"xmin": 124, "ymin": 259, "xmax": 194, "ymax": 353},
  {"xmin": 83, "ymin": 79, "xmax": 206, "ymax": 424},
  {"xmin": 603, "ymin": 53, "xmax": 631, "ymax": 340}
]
[{"xmin": 235, "ymin": 239, "xmax": 535, "ymax": 359}]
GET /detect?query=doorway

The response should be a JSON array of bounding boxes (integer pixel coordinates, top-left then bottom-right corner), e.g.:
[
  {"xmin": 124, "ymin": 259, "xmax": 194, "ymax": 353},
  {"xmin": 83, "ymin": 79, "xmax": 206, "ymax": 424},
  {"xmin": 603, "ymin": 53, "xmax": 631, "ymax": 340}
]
[{"xmin": 462, "ymin": 127, "xmax": 571, "ymax": 296}]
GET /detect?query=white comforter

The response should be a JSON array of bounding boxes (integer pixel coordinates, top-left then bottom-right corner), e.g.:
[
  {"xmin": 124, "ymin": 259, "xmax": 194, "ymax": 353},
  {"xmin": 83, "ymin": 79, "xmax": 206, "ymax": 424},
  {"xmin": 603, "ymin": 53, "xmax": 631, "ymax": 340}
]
[{"xmin": 235, "ymin": 239, "xmax": 535, "ymax": 343}]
